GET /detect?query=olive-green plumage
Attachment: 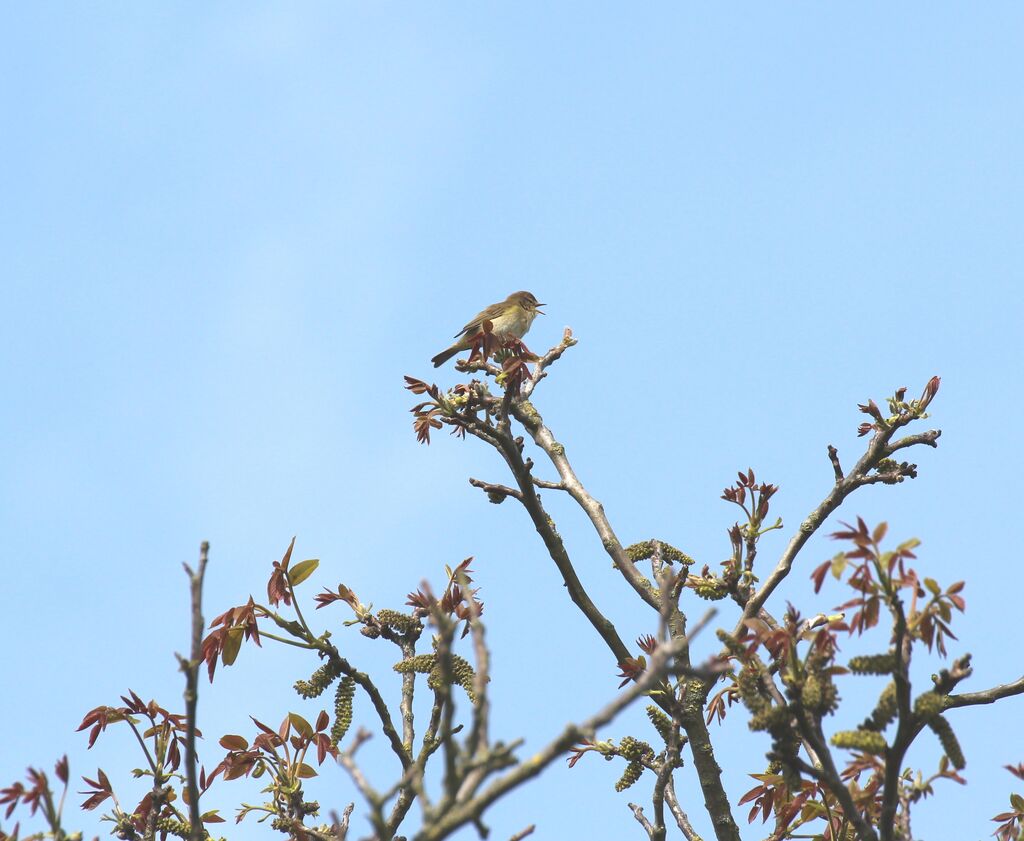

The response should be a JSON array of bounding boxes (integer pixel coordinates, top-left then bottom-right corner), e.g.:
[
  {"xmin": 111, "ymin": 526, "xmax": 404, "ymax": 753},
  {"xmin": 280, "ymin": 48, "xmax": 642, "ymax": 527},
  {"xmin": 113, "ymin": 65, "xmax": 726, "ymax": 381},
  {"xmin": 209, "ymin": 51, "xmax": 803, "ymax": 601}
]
[{"xmin": 431, "ymin": 291, "xmax": 544, "ymax": 367}]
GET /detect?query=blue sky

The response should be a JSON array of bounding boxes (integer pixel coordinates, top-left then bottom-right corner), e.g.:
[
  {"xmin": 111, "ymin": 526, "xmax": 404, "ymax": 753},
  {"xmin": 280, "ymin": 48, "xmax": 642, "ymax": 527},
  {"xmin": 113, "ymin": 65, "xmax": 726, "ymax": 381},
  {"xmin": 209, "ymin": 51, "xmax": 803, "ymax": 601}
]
[{"xmin": 2, "ymin": 4, "xmax": 1022, "ymax": 840}]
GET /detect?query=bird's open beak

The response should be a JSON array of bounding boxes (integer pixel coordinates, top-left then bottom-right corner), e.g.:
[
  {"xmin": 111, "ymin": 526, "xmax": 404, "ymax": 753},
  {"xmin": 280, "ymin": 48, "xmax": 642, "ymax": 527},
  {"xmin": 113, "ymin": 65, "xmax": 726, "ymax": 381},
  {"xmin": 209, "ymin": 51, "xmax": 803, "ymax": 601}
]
[{"xmin": 535, "ymin": 304, "xmax": 545, "ymax": 314}]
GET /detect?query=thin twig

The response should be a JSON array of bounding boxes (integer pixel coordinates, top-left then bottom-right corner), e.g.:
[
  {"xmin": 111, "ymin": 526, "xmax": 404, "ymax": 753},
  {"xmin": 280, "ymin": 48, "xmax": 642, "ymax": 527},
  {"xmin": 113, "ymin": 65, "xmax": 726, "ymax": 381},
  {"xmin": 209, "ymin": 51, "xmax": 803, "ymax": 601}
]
[
  {"xmin": 629, "ymin": 803, "xmax": 655, "ymax": 839},
  {"xmin": 507, "ymin": 825, "xmax": 535, "ymax": 841},
  {"xmin": 338, "ymin": 728, "xmax": 379, "ymax": 809},
  {"xmin": 663, "ymin": 778, "xmax": 702, "ymax": 841},
  {"xmin": 468, "ymin": 477, "xmax": 525, "ymax": 503},
  {"xmin": 330, "ymin": 803, "xmax": 355, "ymax": 840},
  {"xmin": 945, "ymin": 674, "xmax": 1024, "ymax": 709},
  {"xmin": 180, "ymin": 541, "xmax": 209, "ymax": 841},
  {"xmin": 827, "ymin": 445, "xmax": 844, "ymax": 482}
]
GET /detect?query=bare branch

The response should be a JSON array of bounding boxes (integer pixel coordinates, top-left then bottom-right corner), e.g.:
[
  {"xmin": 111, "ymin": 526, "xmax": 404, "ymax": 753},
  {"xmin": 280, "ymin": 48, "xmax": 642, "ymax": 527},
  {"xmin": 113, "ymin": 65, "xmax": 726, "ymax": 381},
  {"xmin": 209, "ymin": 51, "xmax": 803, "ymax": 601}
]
[
  {"xmin": 507, "ymin": 825, "xmax": 536, "ymax": 841},
  {"xmin": 663, "ymin": 778, "xmax": 702, "ymax": 841},
  {"xmin": 331, "ymin": 803, "xmax": 355, "ymax": 840},
  {"xmin": 461, "ymin": 419, "xmax": 633, "ymax": 663},
  {"xmin": 509, "ymin": 397, "xmax": 661, "ymax": 611},
  {"xmin": 520, "ymin": 327, "xmax": 577, "ymax": 400},
  {"xmin": 629, "ymin": 802, "xmax": 655, "ymax": 839},
  {"xmin": 468, "ymin": 477, "xmax": 525, "ymax": 503},
  {"xmin": 177, "ymin": 540, "xmax": 209, "ymax": 841},
  {"xmin": 884, "ymin": 429, "xmax": 941, "ymax": 457},
  {"xmin": 531, "ymin": 476, "xmax": 566, "ymax": 491},
  {"xmin": 827, "ymin": 445, "xmax": 844, "ymax": 482},
  {"xmin": 945, "ymin": 674, "xmax": 1024, "ymax": 709},
  {"xmin": 338, "ymin": 728, "xmax": 379, "ymax": 808}
]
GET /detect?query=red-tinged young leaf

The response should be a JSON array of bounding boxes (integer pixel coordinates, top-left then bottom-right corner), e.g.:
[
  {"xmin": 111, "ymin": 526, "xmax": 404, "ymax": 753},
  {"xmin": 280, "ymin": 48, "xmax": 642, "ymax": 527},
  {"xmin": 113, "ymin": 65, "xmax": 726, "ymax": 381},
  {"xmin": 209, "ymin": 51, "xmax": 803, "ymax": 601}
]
[
  {"xmin": 278, "ymin": 715, "xmax": 291, "ymax": 741},
  {"xmin": 79, "ymin": 790, "xmax": 112, "ymax": 811},
  {"xmin": 403, "ymin": 376, "xmax": 432, "ymax": 395},
  {"xmin": 220, "ymin": 735, "xmax": 248, "ymax": 751},
  {"xmin": 251, "ymin": 716, "xmax": 276, "ymax": 735},
  {"xmin": 616, "ymin": 656, "xmax": 647, "ymax": 688},
  {"xmin": 873, "ymin": 522, "xmax": 888, "ymax": 543},
  {"xmin": 267, "ymin": 566, "xmax": 290, "ymax": 607},
  {"xmin": 266, "ymin": 538, "xmax": 298, "ymax": 606},
  {"xmin": 406, "ymin": 589, "xmax": 434, "ymax": 611},
  {"xmin": 565, "ymin": 740, "xmax": 598, "ymax": 769},
  {"xmin": 253, "ymin": 732, "xmax": 282, "ymax": 752},
  {"xmin": 288, "ymin": 559, "xmax": 319, "ymax": 588},
  {"xmin": 316, "ymin": 710, "xmax": 329, "ymax": 732},
  {"xmin": 314, "ymin": 584, "xmax": 358, "ymax": 610},
  {"xmin": 54, "ymin": 756, "xmax": 68, "ymax": 786},
  {"xmin": 296, "ymin": 763, "xmax": 317, "ymax": 779},
  {"xmin": 810, "ymin": 560, "xmax": 831, "ymax": 594},
  {"xmin": 865, "ymin": 596, "xmax": 880, "ymax": 630}
]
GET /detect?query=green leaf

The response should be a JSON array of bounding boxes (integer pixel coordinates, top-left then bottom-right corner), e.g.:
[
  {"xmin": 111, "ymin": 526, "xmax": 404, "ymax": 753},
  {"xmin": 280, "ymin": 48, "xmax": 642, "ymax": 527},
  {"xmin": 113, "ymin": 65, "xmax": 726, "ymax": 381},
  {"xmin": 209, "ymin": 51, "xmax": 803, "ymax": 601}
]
[
  {"xmin": 219, "ymin": 735, "xmax": 248, "ymax": 751},
  {"xmin": 1010, "ymin": 792, "xmax": 1024, "ymax": 812},
  {"xmin": 296, "ymin": 763, "xmax": 318, "ymax": 779},
  {"xmin": 924, "ymin": 578, "xmax": 941, "ymax": 597},
  {"xmin": 289, "ymin": 713, "xmax": 313, "ymax": 739},
  {"xmin": 288, "ymin": 559, "xmax": 320, "ymax": 588},
  {"xmin": 830, "ymin": 552, "xmax": 847, "ymax": 579},
  {"xmin": 223, "ymin": 626, "xmax": 244, "ymax": 666}
]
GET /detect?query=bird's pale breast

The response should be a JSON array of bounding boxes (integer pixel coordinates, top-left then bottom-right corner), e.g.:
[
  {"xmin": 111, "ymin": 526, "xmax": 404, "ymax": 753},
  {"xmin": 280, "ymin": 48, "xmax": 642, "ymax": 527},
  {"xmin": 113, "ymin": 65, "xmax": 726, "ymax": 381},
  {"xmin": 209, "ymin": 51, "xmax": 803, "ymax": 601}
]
[{"xmin": 488, "ymin": 307, "xmax": 534, "ymax": 339}]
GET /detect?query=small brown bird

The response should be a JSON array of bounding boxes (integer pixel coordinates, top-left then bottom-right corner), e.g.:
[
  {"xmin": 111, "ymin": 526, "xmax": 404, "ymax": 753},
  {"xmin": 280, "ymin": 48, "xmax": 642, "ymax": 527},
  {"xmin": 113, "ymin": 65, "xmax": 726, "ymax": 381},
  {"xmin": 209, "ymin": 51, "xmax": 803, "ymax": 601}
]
[{"xmin": 431, "ymin": 291, "xmax": 545, "ymax": 368}]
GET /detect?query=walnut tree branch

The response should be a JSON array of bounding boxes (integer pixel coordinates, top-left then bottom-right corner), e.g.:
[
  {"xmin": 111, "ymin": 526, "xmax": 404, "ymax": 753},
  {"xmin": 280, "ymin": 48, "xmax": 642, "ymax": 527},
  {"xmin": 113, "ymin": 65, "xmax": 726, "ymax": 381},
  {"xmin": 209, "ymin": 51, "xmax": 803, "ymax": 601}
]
[
  {"xmin": 944, "ymin": 674, "xmax": 1024, "ymax": 709},
  {"xmin": 177, "ymin": 541, "xmax": 209, "ymax": 841}
]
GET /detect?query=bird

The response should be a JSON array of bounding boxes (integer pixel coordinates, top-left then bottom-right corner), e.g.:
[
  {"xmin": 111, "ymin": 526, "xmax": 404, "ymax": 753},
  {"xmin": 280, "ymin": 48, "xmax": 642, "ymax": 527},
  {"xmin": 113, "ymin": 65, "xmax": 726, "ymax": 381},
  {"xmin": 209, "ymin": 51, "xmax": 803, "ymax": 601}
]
[{"xmin": 431, "ymin": 291, "xmax": 544, "ymax": 368}]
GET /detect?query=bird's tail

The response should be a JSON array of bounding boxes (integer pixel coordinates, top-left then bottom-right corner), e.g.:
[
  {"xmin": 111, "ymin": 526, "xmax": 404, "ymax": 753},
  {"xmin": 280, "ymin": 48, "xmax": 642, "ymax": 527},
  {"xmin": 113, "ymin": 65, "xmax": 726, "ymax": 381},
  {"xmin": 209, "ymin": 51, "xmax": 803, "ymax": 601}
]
[{"xmin": 431, "ymin": 345, "xmax": 459, "ymax": 368}]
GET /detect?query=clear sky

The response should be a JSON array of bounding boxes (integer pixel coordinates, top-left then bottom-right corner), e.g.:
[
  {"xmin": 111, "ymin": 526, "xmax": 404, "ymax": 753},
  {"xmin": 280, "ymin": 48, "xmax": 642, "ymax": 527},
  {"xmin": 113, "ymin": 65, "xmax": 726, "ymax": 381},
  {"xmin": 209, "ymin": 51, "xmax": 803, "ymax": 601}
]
[{"xmin": 2, "ymin": 4, "xmax": 1022, "ymax": 840}]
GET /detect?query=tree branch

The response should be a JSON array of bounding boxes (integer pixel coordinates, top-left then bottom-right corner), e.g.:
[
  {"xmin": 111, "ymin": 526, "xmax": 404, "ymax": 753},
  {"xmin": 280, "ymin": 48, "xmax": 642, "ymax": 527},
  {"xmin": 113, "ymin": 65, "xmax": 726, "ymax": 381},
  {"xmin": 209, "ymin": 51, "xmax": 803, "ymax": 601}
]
[
  {"xmin": 462, "ymin": 419, "xmax": 633, "ymax": 664},
  {"xmin": 178, "ymin": 541, "xmax": 209, "ymax": 841},
  {"xmin": 945, "ymin": 674, "xmax": 1024, "ymax": 709},
  {"xmin": 510, "ymin": 397, "xmax": 661, "ymax": 612}
]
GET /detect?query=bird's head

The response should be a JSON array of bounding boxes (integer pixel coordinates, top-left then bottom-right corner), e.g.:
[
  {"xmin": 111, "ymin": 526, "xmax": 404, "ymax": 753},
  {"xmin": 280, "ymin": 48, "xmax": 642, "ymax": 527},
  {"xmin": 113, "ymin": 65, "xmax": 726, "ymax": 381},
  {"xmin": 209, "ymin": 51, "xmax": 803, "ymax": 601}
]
[{"xmin": 509, "ymin": 291, "xmax": 544, "ymax": 314}]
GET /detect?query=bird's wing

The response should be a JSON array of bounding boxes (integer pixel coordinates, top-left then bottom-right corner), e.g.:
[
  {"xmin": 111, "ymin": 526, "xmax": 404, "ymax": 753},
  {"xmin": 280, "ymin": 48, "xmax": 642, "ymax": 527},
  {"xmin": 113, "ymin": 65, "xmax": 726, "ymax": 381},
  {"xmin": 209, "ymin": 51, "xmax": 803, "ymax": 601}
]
[{"xmin": 454, "ymin": 303, "xmax": 502, "ymax": 338}]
